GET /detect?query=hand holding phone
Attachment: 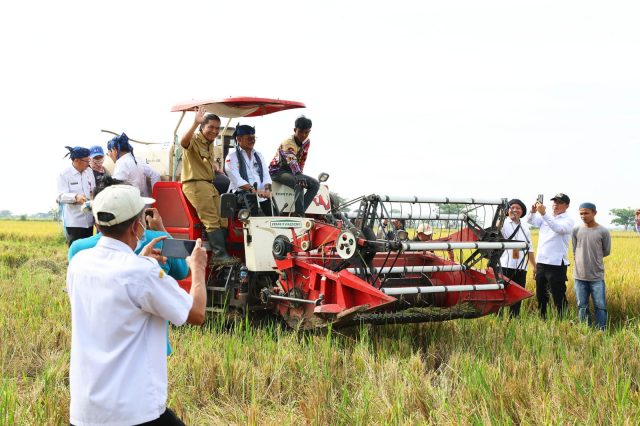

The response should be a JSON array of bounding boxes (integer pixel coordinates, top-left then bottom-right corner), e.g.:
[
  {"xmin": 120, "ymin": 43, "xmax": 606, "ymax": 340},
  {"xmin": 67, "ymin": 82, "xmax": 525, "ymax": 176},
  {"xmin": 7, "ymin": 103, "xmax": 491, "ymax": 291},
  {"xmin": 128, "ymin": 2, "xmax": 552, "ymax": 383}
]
[
  {"xmin": 161, "ymin": 239, "xmax": 197, "ymax": 258},
  {"xmin": 536, "ymin": 194, "xmax": 544, "ymax": 205},
  {"xmin": 139, "ymin": 235, "xmax": 168, "ymax": 265}
]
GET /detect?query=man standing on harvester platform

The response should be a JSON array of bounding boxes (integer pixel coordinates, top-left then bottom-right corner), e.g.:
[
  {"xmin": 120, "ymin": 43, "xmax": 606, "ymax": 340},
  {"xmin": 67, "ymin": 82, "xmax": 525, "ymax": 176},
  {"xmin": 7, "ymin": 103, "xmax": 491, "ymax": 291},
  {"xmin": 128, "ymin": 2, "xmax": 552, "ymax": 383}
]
[{"xmin": 180, "ymin": 106, "xmax": 234, "ymax": 264}]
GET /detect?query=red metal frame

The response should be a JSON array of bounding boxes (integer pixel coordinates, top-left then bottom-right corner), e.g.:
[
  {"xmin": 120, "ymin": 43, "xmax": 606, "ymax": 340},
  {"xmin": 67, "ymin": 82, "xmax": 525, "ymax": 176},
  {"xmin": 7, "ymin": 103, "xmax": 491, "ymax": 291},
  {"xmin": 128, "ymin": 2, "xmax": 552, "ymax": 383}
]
[{"xmin": 271, "ymin": 221, "xmax": 533, "ymax": 324}]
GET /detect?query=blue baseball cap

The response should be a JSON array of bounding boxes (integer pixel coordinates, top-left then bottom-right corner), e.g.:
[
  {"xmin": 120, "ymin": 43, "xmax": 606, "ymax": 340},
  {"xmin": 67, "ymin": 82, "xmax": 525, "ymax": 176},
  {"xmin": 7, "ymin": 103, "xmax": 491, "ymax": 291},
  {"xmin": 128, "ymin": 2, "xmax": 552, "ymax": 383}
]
[{"xmin": 89, "ymin": 145, "xmax": 105, "ymax": 158}]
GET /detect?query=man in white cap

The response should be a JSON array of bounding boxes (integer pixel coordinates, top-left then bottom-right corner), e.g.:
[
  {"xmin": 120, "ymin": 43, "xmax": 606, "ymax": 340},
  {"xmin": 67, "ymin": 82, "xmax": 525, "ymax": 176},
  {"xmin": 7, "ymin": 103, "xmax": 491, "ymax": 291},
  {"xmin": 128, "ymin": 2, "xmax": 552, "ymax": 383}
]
[
  {"xmin": 66, "ymin": 184, "xmax": 206, "ymax": 425},
  {"xmin": 413, "ymin": 223, "xmax": 433, "ymax": 241}
]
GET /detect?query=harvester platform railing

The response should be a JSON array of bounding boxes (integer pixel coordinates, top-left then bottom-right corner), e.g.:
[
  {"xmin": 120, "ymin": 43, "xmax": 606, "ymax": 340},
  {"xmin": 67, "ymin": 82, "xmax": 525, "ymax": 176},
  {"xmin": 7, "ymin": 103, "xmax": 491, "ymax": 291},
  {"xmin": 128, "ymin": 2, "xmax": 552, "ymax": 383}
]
[
  {"xmin": 347, "ymin": 265, "xmax": 468, "ymax": 274},
  {"xmin": 381, "ymin": 283, "xmax": 505, "ymax": 296},
  {"xmin": 372, "ymin": 196, "xmax": 506, "ymax": 205},
  {"xmin": 399, "ymin": 241, "xmax": 528, "ymax": 251},
  {"xmin": 346, "ymin": 212, "xmax": 466, "ymax": 221}
]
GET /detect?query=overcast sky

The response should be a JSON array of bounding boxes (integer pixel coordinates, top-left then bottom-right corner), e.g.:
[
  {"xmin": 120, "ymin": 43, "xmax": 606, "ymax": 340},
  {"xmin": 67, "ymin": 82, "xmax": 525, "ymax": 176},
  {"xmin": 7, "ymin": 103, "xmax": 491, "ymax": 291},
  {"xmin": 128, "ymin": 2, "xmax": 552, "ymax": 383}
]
[{"xmin": 1, "ymin": 1, "xmax": 638, "ymax": 226}]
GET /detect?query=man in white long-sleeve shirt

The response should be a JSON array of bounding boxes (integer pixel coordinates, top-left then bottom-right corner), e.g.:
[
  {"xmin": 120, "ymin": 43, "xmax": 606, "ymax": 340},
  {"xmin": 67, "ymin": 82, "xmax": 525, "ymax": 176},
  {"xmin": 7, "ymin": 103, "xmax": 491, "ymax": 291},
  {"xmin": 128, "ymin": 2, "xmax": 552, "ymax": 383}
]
[
  {"xmin": 225, "ymin": 124, "xmax": 273, "ymax": 216},
  {"xmin": 527, "ymin": 193, "xmax": 574, "ymax": 319},
  {"xmin": 57, "ymin": 146, "xmax": 96, "ymax": 246}
]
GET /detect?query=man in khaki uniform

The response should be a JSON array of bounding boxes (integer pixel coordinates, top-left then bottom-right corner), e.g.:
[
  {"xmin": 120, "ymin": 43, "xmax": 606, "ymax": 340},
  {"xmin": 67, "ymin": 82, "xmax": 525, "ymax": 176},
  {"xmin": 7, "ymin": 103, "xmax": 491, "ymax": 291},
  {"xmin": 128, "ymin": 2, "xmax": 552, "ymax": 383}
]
[{"xmin": 180, "ymin": 107, "xmax": 233, "ymax": 263}]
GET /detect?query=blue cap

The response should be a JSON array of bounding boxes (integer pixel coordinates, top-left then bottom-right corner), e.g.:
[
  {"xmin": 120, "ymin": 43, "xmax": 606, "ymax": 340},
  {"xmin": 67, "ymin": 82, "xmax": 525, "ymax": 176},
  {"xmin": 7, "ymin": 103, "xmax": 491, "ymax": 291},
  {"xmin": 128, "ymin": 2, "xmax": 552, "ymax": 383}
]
[
  {"xmin": 89, "ymin": 145, "xmax": 105, "ymax": 158},
  {"xmin": 579, "ymin": 202, "xmax": 597, "ymax": 211}
]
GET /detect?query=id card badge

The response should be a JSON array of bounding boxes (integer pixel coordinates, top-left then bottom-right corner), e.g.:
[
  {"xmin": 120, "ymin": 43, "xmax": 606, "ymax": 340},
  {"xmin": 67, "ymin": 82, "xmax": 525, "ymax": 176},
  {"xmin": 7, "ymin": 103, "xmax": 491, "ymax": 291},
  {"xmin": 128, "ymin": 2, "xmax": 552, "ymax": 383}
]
[{"xmin": 512, "ymin": 249, "xmax": 520, "ymax": 259}]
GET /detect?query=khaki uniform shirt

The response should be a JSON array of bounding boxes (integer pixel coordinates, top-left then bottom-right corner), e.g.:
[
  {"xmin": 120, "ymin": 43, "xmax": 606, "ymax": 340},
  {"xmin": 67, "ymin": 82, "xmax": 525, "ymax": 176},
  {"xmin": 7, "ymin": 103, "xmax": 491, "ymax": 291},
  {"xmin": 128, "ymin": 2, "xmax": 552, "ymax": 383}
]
[{"xmin": 181, "ymin": 131, "xmax": 215, "ymax": 182}]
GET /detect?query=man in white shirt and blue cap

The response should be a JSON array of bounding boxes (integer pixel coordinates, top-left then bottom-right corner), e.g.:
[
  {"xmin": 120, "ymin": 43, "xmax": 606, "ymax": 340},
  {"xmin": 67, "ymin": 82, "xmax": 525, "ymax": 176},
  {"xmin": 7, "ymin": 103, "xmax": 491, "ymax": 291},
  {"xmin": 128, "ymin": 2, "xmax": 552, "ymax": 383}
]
[{"xmin": 528, "ymin": 193, "xmax": 574, "ymax": 319}]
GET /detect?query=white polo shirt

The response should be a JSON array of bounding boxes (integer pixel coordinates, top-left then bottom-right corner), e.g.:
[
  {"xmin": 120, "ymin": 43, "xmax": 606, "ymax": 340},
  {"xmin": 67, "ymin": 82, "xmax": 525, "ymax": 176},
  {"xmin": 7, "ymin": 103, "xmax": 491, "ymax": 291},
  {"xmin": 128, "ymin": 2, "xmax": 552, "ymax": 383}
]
[
  {"xmin": 57, "ymin": 165, "xmax": 96, "ymax": 228},
  {"xmin": 528, "ymin": 211, "xmax": 574, "ymax": 266},
  {"xmin": 67, "ymin": 237, "xmax": 193, "ymax": 426},
  {"xmin": 225, "ymin": 148, "xmax": 272, "ymax": 195},
  {"xmin": 500, "ymin": 217, "xmax": 534, "ymax": 270},
  {"xmin": 113, "ymin": 153, "xmax": 147, "ymax": 197}
]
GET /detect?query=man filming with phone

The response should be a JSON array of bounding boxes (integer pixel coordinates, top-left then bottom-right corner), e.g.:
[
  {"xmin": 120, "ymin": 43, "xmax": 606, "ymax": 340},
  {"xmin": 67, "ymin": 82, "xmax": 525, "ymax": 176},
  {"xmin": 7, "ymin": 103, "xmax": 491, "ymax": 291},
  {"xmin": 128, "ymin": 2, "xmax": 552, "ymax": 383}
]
[
  {"xmin": 66, "ymin": 184, "xmax": 207, "ymax": 425},
  {"xmin": 527, "ymin": 193, "xmax": 574, "ymax": 319}
]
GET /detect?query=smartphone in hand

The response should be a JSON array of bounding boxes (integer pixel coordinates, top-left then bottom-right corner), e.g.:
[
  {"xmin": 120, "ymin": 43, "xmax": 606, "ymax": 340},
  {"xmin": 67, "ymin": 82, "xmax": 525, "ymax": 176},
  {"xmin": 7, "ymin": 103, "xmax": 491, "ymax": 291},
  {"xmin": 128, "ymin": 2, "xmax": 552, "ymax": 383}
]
[
  {"xmin": 161, "ymin": 239, "xmax": 196, "ymax": 258},
  {"xmin": 536, "ymin": 194, "xmax": 544, "ymax": 205}
]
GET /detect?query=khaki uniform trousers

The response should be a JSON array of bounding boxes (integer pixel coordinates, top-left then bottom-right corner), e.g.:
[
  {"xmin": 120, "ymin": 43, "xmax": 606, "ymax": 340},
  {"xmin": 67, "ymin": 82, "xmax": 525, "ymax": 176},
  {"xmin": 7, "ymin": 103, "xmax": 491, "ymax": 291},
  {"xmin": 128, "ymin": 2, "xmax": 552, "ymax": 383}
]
[{"xmin": 182, "ymin": 180, "xmax": 225, "ymax": 231}]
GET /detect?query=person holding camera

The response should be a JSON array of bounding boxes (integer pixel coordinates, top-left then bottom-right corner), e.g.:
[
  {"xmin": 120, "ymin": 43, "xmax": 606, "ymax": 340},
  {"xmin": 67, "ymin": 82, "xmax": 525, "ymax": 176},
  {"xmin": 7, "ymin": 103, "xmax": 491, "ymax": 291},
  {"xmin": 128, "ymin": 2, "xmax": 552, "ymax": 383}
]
[
  {"xmin": 225, "ymin": 124, "xmax": 273, "ymax": 216},
  {"xmin": 527, "ymin": 193, "xmax": 574, "ymax": 319},
  {"xmin": 500, "ymin": 199, "xmax": 536, "ymax": 317},
  {"xmin": 269, "ymin": 116, "xmax": 319, "ymax": 216},
  {"xmin": 66, "ymin": 184, "xmax": 206, "ymax": 425},
  {"xmin": 180, "ymin": 107, "xmax": 234, "ymax": 264}
]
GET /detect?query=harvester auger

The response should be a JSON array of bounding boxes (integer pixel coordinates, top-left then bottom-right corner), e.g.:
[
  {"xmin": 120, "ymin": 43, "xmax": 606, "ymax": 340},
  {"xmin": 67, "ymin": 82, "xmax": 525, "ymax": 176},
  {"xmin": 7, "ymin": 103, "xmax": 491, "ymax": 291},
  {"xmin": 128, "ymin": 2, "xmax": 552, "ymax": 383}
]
[{"xmin": 239, "ymin": 194, "xmax": 534, "ymax": 330}]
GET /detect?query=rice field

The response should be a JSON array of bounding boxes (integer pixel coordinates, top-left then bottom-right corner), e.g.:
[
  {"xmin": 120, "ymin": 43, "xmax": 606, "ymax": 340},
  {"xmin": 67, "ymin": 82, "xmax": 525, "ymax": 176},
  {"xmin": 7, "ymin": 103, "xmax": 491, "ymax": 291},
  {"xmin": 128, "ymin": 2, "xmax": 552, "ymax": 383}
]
[{"xmin": 1, "ymin": 220, "xmax": 640, "ymax": 425}]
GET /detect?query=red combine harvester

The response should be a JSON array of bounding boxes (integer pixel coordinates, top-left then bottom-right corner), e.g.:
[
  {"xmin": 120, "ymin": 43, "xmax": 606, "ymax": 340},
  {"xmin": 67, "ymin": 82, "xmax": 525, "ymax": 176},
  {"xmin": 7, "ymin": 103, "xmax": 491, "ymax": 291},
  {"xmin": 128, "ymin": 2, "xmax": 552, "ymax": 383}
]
[{"xmin": 147, "ymin": 97, "xmax": 532, "ymax": 329}]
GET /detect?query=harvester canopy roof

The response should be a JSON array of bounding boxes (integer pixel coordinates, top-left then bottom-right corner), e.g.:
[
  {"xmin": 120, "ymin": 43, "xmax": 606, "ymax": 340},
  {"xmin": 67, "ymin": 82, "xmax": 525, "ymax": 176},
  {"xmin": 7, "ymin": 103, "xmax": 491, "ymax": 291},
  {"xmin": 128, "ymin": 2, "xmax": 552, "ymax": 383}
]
[{"xmin": 170, "ymin": 97, "xmax": 305, "ymax": 118}]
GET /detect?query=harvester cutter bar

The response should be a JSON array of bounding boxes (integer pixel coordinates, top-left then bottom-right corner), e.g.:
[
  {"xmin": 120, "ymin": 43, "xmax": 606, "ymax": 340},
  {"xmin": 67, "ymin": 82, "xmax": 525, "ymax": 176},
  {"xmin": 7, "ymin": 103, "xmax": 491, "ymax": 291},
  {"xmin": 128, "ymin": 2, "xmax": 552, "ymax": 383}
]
[{"xmin": 335, "ymin": 306, "xmax": 482, "ymax": 327}]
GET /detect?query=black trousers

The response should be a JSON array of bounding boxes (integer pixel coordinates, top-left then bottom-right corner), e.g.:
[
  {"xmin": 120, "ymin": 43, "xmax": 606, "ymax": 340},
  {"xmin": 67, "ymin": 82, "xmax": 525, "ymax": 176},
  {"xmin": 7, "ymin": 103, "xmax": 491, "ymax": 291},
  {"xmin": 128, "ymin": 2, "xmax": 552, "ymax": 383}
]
[
  {"xmin": 535, "ymin": 263, "xmax": 568, "ymax": 319},
  {"xmin": 65, "ymin": 227, "xmax": 93, "ymax": 247},
  {"xmin": 136, "ymin": 408, "xmax": 185, "ymax": 425},
  {"xmin": 502, "ymin": 267, "xmax": 528, "ymax": 317},
  {"xmin": 236, "ymin": 190, "xmax": 273, "ymax": 216},
  {"xmin": 71, "ymin": 408, "xmax": 184, "ymax": 426}
]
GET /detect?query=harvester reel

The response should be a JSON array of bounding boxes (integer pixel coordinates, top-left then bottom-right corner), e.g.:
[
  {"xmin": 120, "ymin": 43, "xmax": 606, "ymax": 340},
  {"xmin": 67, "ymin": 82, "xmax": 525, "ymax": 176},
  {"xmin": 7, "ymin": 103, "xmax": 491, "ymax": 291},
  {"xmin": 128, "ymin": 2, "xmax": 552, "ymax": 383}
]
[{"xmin": 336, "ymin": 230, "xmax": 357, "ymax": 259}]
